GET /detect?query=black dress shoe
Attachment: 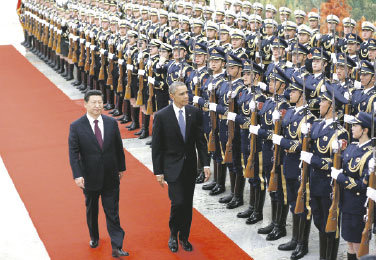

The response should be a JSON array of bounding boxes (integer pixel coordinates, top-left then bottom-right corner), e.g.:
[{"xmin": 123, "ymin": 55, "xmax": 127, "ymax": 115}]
[
  {"xmin": 179, "ymin": 240, "xmax": 193, "ymax": 251},
  {"xmin": 168, "ymin": 236, "xmax": 178, "ymax": 253},
  {"xmin": 202, "ymin": 181, "xmax": 216, "ymax": 190},
  {"xmin": 134, "ymin": 129, "xmax": 143, "ymax": 135},
  {"xmin": 209, "ymin": 185, "xmax": 225, "ymax": 196},
  {"xmin": 111, "ymin": 248, "xmax": 129, "ymax": 257},
  {"xmin": 195, "ymin": 172, "xmax": 205, "ymax": 184},
  {"xmin": 145, "ymin": 140, "xmax": 152, "ymax": 145},
  {"xmin": 104, "ymin": 104, "xmax": 115, "ymax": 111},
  {"xmin": 226, "ymin": 197, "xmax": 243, "ymax": 209},
  {"xmin": 258, "ymin": 223, "xmax": 274, "ymax": 234},
  {"xmin": 237, "ymin": 206, "xmax": 254, "ymax": 218},
  {"xmin": 246, "ymin": 212, "xmax": 263, "ymax": 224},
  {"xmin": 89, "ymin": 240, "xmax": 98, "ymax": 248},
  {"xmin": 266, "ymin": 226, "xmax": 286, "ymax": 241},
  {"xmin": 219, "ymin": 193, "xmax": 233, "ymax": 203}
]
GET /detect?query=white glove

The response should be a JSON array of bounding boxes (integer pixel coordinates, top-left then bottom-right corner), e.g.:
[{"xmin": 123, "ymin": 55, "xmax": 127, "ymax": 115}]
[
  {"xmin": 227, "ymin": 112, "xmax": 237, "ymax": 122},
  {"xmin": 331, "ymin": 53, "xmax": 337, "ymax": 64},
  {"xmin": 193, "ymin": 96, "xmax": 200, "ymax": 104},
  {"xmin": 344, "ymin": 92, "xmax": 350, "ymax": 101},
  {"xmin": 330, "ymin": 167, "xmax": 343, "ymax": 180},
  {"xmin": 272, "ymin": 134, "xmax": 283, "ymax": 145},
  {"xmin": 169, "ymin": 35, "xmax": 174, "ymax": 41},
  {"xmin": 148, "ymin": 76, "xmax": 155, "ymax": 85},
  {"xmin": 367, "ymin": 187, "xmax": 376, "ymax": 202},
  {"xmin": 316, "ymin": 33, "xmax": 321, "ymax": 40},
  {"xmin": 108, "ymin": 53, "xmax": 114, "ymax": 59},
  {"xmin": 90, "ymin": 45, "xmax": 96, "ymax": 51},
  {"xmin": 118, "ymin": 59, "xmax": 124, "ymax": 65},
  {"xmin": 272, "ymin": 110, "xmax": 280, "ymax": 123},
  {"xmin": 249, "ymin": 125, "xmax": 260, "ymax": 135},
  {"xmin": 354, "ymin": 80, "xmax": 362, "ymax": 89},
  {"xmin": 331, "ymin": 138, "xmax": 340, "ymax": 152},
  {"xmin": 100, "ymin": 49, "xmax": 105, "ymax": 55},
  {"xmin": 90, "ymin": 32, "xmax": 94, "ymax": 38},
  {"xmin": 127, "ymin": 64, "xmax": 134, "ymax": 71},
  {"xmin": 158, "ymin": 56, "xmax": 166, "ymax": 66},
  {"xmin": 138, "ymin": 52, "xmax": 143, "ymax": 60},
  {"xmin": 344, "ymin": 114, "xmax": 355, "ymax": 124},
  {"xmin": 147, "ymin": 59, "xmax": 152, "ymax": 67},
  {"xmin": 249, "ymin": 100, "xmax": 256, "ymax": 111},
  {"xmin": 369, "ymin": 158, "xmax": 375, "ymax": 173},
  {"xmin": 208, "ymin": 83, "xmax": 214, "ymax": 91},
  {"xmin": 126, "ymin": 49, "xmax": 131, "ymax": 56},
  {"xmin": 231, "ymin": 91, "xmax": 237, "ymax": 99},
  {"xmin": 85, "ymin": 42, "xmax": 90, "ymax": 48},
  {"xmin": 332, "ymin": 73, "xmax": 338, "ymax": 81},
  {"xmin": 255, "ymin": 51, "xmax": 260, "ymax": 58},
  {"xmin": 258, "ymin": 82, "xmax": 267, "ymax": 91},
  {"xmin": 300, "ymin": 151, "xmax": 313, "ymax": 164},
  {"xmin": 193, "ymin": 76, "xmax": 198, "ymax": 85},
  {"xmin": 138, "ymin": 69, "xmax": 145, "ymax": 76},
  {"xmin": 301, "ymin": 123, "xmax": 311, "ymax": 135},
  {"xmin": 80, "ymin": 38, "xmax": 85, "ymax": 44},
  {"xmin": 209, "ymin": 103, "xmax": 217, "ymax": 112}
]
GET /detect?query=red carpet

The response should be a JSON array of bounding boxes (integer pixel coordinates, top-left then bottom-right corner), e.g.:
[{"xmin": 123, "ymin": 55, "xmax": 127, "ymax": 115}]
[{"xmin": 0, "ymin": 45, "xmax": 252, "ymax": 260}]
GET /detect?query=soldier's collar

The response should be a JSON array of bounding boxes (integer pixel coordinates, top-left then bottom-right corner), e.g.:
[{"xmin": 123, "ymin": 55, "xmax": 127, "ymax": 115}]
[{"xmin": 358, "ymin": 139, "xmax": 371, "ymax": 148}]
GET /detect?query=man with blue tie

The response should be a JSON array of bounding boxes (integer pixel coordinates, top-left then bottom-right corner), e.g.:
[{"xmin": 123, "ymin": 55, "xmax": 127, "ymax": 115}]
[
  {"xmin": 152, "ymin": 81, "xmax": 211, "ymax": 253},
  {"xmin": 68, "ymin": 90, "xmax": 128, "ymax": 257}
]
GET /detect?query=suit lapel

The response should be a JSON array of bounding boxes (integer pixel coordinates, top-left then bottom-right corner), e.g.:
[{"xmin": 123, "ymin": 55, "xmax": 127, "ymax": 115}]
[
  {"xmin": 82, "ymin": 115, "xmax": 102, "ymax": 151},
  {"xmin": 185, "ymin": 106, "xmax": 192, "ymax": 143},
  {"xmin": 168, "ymin": 105, "xmax": 185, "ymax": 143},
  {"xmin": 102, "ymin": 116, "xmax": 111, "ymax": 149}
]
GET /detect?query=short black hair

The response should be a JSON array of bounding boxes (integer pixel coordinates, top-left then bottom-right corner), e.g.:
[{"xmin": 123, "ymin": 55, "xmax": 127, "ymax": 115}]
[{"xmin": 84, "ymin": 90, "xmax": 104, "ymax": 102}]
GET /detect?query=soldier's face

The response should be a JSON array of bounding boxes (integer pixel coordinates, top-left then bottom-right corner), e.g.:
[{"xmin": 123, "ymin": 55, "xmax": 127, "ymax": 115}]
[
  {"xmin": 194, "ymin": 53, "xmax": 206, "ymax": 66},
  {"xmin": 309, "ymin": 20, "xmax": 318, "ymax": 29},
  {"xmin": 170, "ymin": 85, "xmax": 189, "ymax": 108},
  {"xmin": 231, "ymin": 38, "xmax": 243, "ymax": 49},
  {"xmin": 280, "ymin": 14, "xmax": 288, "ymax": 22},
  {"xmin": 84, "ymin": 95, "xmax": 104, "ymax": 118},
  {"xmin": 242, "ymin": 71, "xmax": 252, "ymax": 85},
  {"xmin": 295, "ymin": 17, "xmax": 304, "ymax": 25},
  {"xmin": 119, "ymin": 28, "xmax": 127, "ymax": 35},
  {"xmin": 207, "ymin": 29, "xmax": 216, "ymax": 39},
  {"xmin": 216, "ymin": 14, "xmax": 224, "ymax": 23},
  {"xmin": 150, "ymin": 46, "xmax": 159, "ymax": 55},
  {"xmin": 170, "ymin": 20, "xmax": 178, "ymax": 28},
  {"xmin": 272, "ymin": 47, "xmax": 285, "ymax": 59},
  {"xmin": 256, "ymin": 9, "xmax": 262, "ymax": 16},
  {"xmin": 209, "ymin": 59, "xmax": 223, "ymax": 73},
  {"xmin": 351, "ymin": 124, "xmax": 366, "ymax": 140},
  {"xmin": 151, "ymin": 15, "xmax": 158, "ymax": 23},
  {"xmin": 360, "ymin": 73, "xmax": 374, "ymax": 87},
  {"xmin": 193, "ymin": 26, "xmax": 202, "ymax": 35},
  {"xmin": 298, "ymin": 33, "xmax": 310, "ymax": 44},
  {"xmin": 142, "ymin": 13, "xmax": 148, "ymax": 20},
  {"xmin": 344, "ymin": 26, "xmax": 353, "ymax": 35},
  {"xmin": 312, "ymin": 59, "xmax": 324, "ymax": 72},
  {"xmin": 102, "ymin": 21, "xmax": 109, "ymax": 30},
  {"xmin": 220, "ymin": 33, "xmax": 229, "ymax": 43},
  {"xmin": 204, "ymin": 13, "xmax": 213, "ymax": 21},
  {"xmin": 269, "ymin": 79, "xmax": 277, "ymax": 93},
  {"xmin": 292, "ymin": 53, "xmax": 305, "ymax": 66},
  {"xmin": 336, "ymin": 65, "xmax": 348, "ymax": 81},
  {"xmin": 319, "ymin": 99, "xmax": 331, "ymax": 117},
  {"xmin": 265, "ymin": 11, "xmax": 274, "ymax": 19},
  {"xmin": 227, "ymin": 66, "xmax": 242, "ymax": 78},
  {"xmin": 289, "ymin": 90, "xmax": 302, "ymax": 103},
  {"xmin": 327, "ymin": 22, "xmax": 337, "ymax": 32},
  {"xmin": 250, "ymin": 22, "xmax": 257, "ymax": 31},
  {"xmin": 177, "ymin": 6, "xmax": 184, "ymax": 13},
  {"xmin": 265, "ymin": 26, "xmax": 274, "ymax": 35},
  {"xmin": 159, "ymin": 50, "xmax": 170, "ymax": 59},
  {"xmin": 362, "ymin": 30, "xmax": 372, "ymax": 40},
  {"xmin": 285, "ymin": 29, "xmax": 295, "ymax": 40},
  {"xmin": 347, "ymin": 42, "xmax": 357, "ymax": 54},
  {"xmin": 369, "ymin": 49, "xmax": 376, "ymax": 60},
  {"xmin": 226, "ymin": 17, "xmax": 234, "ymax": 26},
  {"xmin": 173, "ymin": 48, "xmax": 185, "ymax": 60}
]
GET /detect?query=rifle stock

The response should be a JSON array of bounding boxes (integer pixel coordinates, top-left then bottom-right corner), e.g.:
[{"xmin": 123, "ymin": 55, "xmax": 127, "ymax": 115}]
[
  {"xmin": 325, "ymin": 152, "xmax": 341, "ymax": 232},
  {"xmin": 146, "ymin": 64, "xmax": 154, "ymax": 115},
  {"xmin": 72, "ymin": 29, "xmax": 78, "ymax": 63},
  {"xmin": 124, "ymin": 54, "xmax": 132, "ymax": 100},
  {"xmin": 78, "ymin": 31, "xmax": 85, "ymax": 67},
  {"xmin": 208, "ymin": 87, "xmax": 216, "ymax": 152},
  {"xmin": 244, "ymin": 110, "xmax": 257, "ymax": 178},
  {"xmin": 136, "ymin": 53, "xmax": 144, "ymax": 106},
  {"xmin": 295, "ymin": 134, "xmax": 310, "ymax": 214},
  {"xmin": 106, "ymin": 44, "xmax": 114, "ymax": 87},
  {"xmin": 117, "ymin": 47, "xmax": 124, "ymax": 93},
  {"xmin": 224, "ymin": 95, "xmax": 235, "ymax": 163},
  {"xmin": 268, "ymin": 119, "xmax": 281, "ymax": 192},
  {"xmin": 98, "ymin": 41, "xmax": 105, "ymax": 81},
  {"xmin": 89, "ymin": 37, "xmax": 95, "ymax": 76},
  {"xmin": 56, "ymin": 24, "xmax": 61, "ymax": 54},
  {"xmin": 84, "ymin": 35, "xmax": 91, "ymax": 72}
]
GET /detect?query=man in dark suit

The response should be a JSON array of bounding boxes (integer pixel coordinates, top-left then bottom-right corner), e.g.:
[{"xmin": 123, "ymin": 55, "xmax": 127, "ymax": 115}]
[
  {"xmin": 68, "ymin": 90, "xmax": 128, "ymax": 257},
  {"xmin": 152, "ymin": 81, "xmax": 211, "ymax": 253}
]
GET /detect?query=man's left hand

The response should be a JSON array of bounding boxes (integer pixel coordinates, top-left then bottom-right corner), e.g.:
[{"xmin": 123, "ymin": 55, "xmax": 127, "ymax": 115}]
[
  {"xmin": 204, "ymin": 168, "xmax": 211, "ymax": 182},
  {"xmin": 119, "ymin": 171, "xmax": 124, "ymax": 180}
]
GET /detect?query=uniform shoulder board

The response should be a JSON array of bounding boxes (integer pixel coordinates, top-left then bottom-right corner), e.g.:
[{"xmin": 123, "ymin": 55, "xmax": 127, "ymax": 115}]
[{"xmin": 351, "ymin": 141, "xmax": 359, "ymax": 145}]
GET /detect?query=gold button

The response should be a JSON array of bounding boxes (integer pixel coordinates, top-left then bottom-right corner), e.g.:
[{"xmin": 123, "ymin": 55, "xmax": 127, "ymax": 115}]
[
  {"xmin": 357, "ymin": 192, "xmax": 360, "ymax": 196},
  {"xmin": 345, "ymin": 181, "xmax": 349, "ymax": 184}
]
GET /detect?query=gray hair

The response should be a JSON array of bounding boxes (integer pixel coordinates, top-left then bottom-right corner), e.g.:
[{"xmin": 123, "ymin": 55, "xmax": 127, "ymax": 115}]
[{"xmin": 169, "ymin": 81, "xmax": 186, "ymax": 95}]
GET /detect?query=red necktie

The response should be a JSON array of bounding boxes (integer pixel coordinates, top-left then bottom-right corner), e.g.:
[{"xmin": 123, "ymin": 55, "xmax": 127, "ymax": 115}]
[{"xmin": 94, "ymin": 120, "xmax": 103, "ymax": 149}]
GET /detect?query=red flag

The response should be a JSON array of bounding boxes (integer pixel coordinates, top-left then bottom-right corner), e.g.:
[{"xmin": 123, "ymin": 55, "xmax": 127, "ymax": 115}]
[{"xmin": 17, "ymin": 0, "xmax": 22, "ymax": 10}]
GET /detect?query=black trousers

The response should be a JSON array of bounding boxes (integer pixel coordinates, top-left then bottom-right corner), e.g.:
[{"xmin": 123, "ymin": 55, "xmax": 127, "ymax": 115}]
[
  {"xmin": 167, "ymin": 166, "xmax": 196, "ymax": 240},
  {"xmin": 83, "ymin": 187, "xmax": 125, "ymax": 249}
]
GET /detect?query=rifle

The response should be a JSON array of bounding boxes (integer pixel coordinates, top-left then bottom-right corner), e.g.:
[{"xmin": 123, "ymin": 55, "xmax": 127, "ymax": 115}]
[
  {"xmin": 78, "ymin": 30, "xmax": 85, "ymax": 67},
  {"xmin": 136, "ymin": 50, "xmax": 145, "ymax": 106},
  {"xmin": 207, "ymin": 74, "xmax": 216, "ymax": 152},
  {"xmin": 244, "ymin": 61, "xmax": 257, "ymax": 178},
  {"xmin": 343, "ymin": 55, "xmax": 352, "ymax": 133},
  {"xmin": 67, "ymin": 26, "xmax": 74, "ymax": 60},
  {"xmin": 124, "ymin": 48, "xmax": 132, "ymax": 100},
  {"xmin": 56, "ymin": 23, "xmax": 61, "ymax": 54},
  {"xmin": 146, "ymin": 60, "xmax": 154, "ymax": 115},
  {"xmin": 52, "ymin": 20, "xmax": 57, "ymax": 52},
  {"xmin": 325, "ymin": 86, "xmax": 341, "ymax": 233},
  {"xmin": 89, "ymin": 34, "xmax": 96, "ymax": 76},
  {"xmin": 98, "ymin": 39, "xmax": 106, "ymax": 81},
  {"xmin": 295, "ymin": 71, "xmax": 310, "ymax": 214},
  {"xmin": 48, "ymin": 19, "xmax": 54, "ymax": 49},
  {"xmin": 117, "ymin": 46, "xmax": 124, "ymax": 93},
  {"xmin": 106, "ymin": 41, "xmax": 114, "ymax": 89},
  {"xmin": 84, "ymin": 34, "xmax": 91, "ymax": 72},
  {"xmin": 223, "ymin": 66, "xmax": 234, "ymax": 163},
  {"xmin": 72, "ymin": 27, "xmax": 79, "ymax": 63},
  {"xmin": 358, "ymin": 62, "xmax": 376, "ymax": 258}
]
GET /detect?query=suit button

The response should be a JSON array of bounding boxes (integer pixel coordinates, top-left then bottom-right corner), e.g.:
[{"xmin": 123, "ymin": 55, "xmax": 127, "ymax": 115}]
[
  {"xmin": 327, "ymin": 174, "xmax": 330, "ymax": 177},
  {"xmin": 356, "ymin": 192, "xmax": 360, "ymax": 196}
]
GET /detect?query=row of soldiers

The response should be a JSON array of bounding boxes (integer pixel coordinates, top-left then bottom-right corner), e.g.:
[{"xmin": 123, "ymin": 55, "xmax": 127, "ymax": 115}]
[{"xmin": 19, "ymin": 0, "xmax": 376, "ymax": 259}]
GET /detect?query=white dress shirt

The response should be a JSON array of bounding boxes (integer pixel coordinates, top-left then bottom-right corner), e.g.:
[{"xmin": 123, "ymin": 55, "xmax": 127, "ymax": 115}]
[
  {"xmin": 87, "ymin": 114, "xmax": 104, "ymax": 140},
  {"xmin": 172, "ymin": 102, "xmax": 186, "ymax": 123}
]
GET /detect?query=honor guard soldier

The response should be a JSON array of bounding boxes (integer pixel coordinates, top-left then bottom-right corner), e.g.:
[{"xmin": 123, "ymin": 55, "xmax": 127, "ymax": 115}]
[
  {"xmin": 215, "ymin": 9, "xmax": 225, "ymax": 25},
  {"xmin": 209, "ymin": 53, "xmax": 246, "ymax": 209},
  {"xmin": 230, "ymin": 29, "xmax": 248, "ymax": 60},
  {"xmin": 305, "ymin": 48, "xmax": 331, "ymax": 117},
  {"xmin": 225, "ymin": 10, "xmax": 236, "ymax": 28},
  {"xmin": 193, "ymin": 47, "xmax": 227, "ymax": 191},
  {"xmin": 277, "ymin": 7, "xmax": 292, "ymax": 38},
  {"xmin": 346, "ymin": 33, "xmax": 363, "ymax": 71},
  {"xmin": 228, "ymin": 60, "xmax": 266, "ymax": 224},
  {"xmin": 252, "ymin": 2, "xmax": 264, "ymax": 17},
  {"xmin": 320, "ymin": 14, "xmax": 340, "ymax": 53},
  {"xmin": 242, "ymin": 1, "xmax": 253, "ymax": 16},
  {"xmin": 290, "ymin": 43, "xmax": 310, "ymax": 79},
  {"xmin": 260, "ymin": 4, "xmax": 277, "ymax": 37},
  {"xmin": 331, "ymin": 112, "xmax": 374, "ymax": 260},
  {"xmin": 294, "ymin": 10, "xmax": 306, "ymax": 27},
  {"xmin": 245, "ymin": 14, "xmax": 262, "ymax": 61},
  {"xmin": 350, "ymin": 60, "xmax": 376, "ymax": 114},
  {"xmin": 205, "ymin": 21, "xmax": 219, "ymax": 50},
  {"xmin": 368, "ymin": 38, "xmax": 376, "ymax": 62},
  {"xmin": 334, "ymin": 53, "xmax": 360, "ymax": 97},
  {"xmin": 260, "ymin": 19, "xmax": 278, "ymax": 70},
  {"xmin": 237, "ymin": 13, "xmax": 249, "ymax": 31},
  {"xmin": 300, "ymin": 83, "xmax": 349, "ymax": 260},
  {"xmin": 219, "ymin": 24, "xmax": 232, "ymax": 53},
  {"xmin": 360, "ymin": 22, "xmax": 376, "ymax": 61},
  {"xmin": 203, "ymin": 6, "xmax": 214, "ymax": 22},
  {"xmin": 233, "ymin": 0, "xmax": 242, "ymax": 15},
  {"xmin": 147, "ymin": 8, "xmax": 159, "ymax": 40},
  {"xmin": 308, "ymin": 12, "xmax": 320, "ymax": 46},
  {"xmin": 252, "ymin": 66, "xmax": 290, "ymax": 241},
  {"xmin": 339, "ymin": 17, "xmax": 357, "ymax": 53},
  {"xmin": 297, "ymin": 25, "xmax": 312, "ymax": 50},
  {"xmin": 272, "ymin": 74, "xmax": 315, "ymax": 260},
  {"xmin": 283, "ymin": 21, "xmax": 297, "ymax": 46}
]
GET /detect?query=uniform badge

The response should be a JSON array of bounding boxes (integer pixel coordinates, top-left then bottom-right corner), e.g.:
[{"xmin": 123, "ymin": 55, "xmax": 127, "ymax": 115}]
[
  {"xmin": 356, "ymin": 157, "xmax": 360, "ymax": 162},
  {"xmin": 323, "ymin": 136, "xmax": 328, "ymax": 141},
  {"xmin": 362, "ymin": 102, "xmax": 366, "ymax": 106}
]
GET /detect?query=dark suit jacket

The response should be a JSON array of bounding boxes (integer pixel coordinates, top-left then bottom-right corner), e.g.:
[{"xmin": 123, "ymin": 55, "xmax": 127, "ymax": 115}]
[
  {"xmin": 68, "ymin": 114, "xmax": 126, "ymax": 191},
  {"xmin": 152, "ymin": 104, "xmax": 210, "ymax": 182}
]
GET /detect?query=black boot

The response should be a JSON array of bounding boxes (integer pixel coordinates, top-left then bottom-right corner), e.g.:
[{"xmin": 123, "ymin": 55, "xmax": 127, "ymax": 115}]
[
  {"xmin": 66, "ymin": 64, "xmax": 74, "ymax": 81},
  {"xmin": 61, "ymin": 60, "xmax": 68, "ymax": 76},
  {"xmin": 139, "ymin": 114, "xmax": 150, "ymax": 139},
  {"xmin": 291, "ymin": 217, "xmax": 311, "ymax": 259},
  {"xmin": 72, "ymin": 66, "xmax": 82, "ymax": 86},
  {"xmin": 246, "ymin": 186, "xmax": 265, "ymax": 224},
  {"xmin": 226, "ymin": 175, "xmax": 245, "ymax": 209},
  {"xmin": 128, "ymin": 107, "xmax": 140, "ymax": 130},
  {"xmin": 119, "ymin": 100, "xmax": 131, "ymax": 123},
  {"xmin": 266, "ymin": 202, "xmax": 288, "ymax": 241},
  {"xmin": 258, "ymin": 198, "xmax": 278, "ymax": 234},
  {"xmin": 196, "ymin": 171, "xmax": 206, "ymax": 184},
  {"xmin": 237, "ymin": 183, "xmax": 255, "ymax": 218},
  {"xmin": 135, "ymin": 113, "xmax": 145, "ymax": 136},
  {"xmin": 347, "ymin": 253, "xmax": 357, "ymax": 260},
  {"xmin": 203, "ymin": 162, "xmax": 217, "ymax": 190},
  {"xmin": 210, "ymin": 163, "xmax": 226, "ymax": 195},
  {"xmin": 319, "ymin": 232, "xmax": 327, "ymax": 260},
  {"xmin": 326, "ymin": 232, "xmax": 339, "ymax": 260},
  {"xmin": 79, "ymin": 71, "xmax": 88, "ymax": 91},
  {"xmin": 219, "ymin": 170, "xmax": 235, "ymax": 203},
  {"xmin": 104, "ymin": 88, "xmax": 115, "ymax": 110},
  {"xmin": 112, "ymin": 94, "xmax": 123, "ymax": 116},
  {"xmin": 278, "ymin": 214, "xmax": 299, "ymax": 250}
]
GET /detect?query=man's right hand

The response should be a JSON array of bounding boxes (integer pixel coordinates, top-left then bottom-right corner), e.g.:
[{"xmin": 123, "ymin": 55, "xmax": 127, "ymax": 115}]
[
  {"xmin": 156, "ymin": 175, "xmax": 166, "ymax": 188},
  {"xmin": 75, "ymin": 177, "xmax": 85, "ymax": 189}
]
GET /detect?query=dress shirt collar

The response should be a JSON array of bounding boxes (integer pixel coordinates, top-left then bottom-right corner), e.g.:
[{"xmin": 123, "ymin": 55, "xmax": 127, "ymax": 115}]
[
  {"xmin": 86, "ymin": 113, "xmax": 103, "ymax": 124},
  {"xmin": 172, "ymin": 102, "xmax": 185, "ymax": 118}
]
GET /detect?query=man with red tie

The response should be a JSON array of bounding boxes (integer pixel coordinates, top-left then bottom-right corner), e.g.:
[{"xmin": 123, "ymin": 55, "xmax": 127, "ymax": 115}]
[{"xmin": 68, "ymin": 90, "xmax": 128, "ymax": 257}]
